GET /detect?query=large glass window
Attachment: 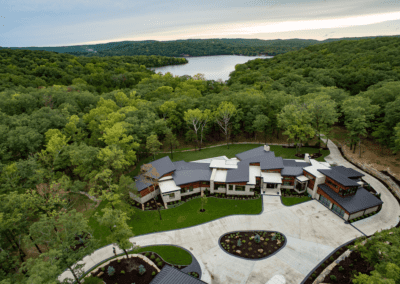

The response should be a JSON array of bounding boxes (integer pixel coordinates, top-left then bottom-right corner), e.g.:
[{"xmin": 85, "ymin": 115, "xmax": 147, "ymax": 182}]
[
  {"xmin": 235, "ymin": 185, "xmax": 245, "ymax": 191},
  {"xmin": 266, "ymin": 183, "xmax": 276, "ymax": 189},
  {"xmin": 189, "ymin": 186, "xmax": 193, "ymax": 192},
  {"xmin": 229, "ymin": 184, "xmax": 234, "ymax": 190},
  {"xmin": 319, "ymin": 195, "xmax": 331, "ymax": 208},
  {"xmin": 332, "ymin": 204, "xmax": 345, "ymax": 218}
]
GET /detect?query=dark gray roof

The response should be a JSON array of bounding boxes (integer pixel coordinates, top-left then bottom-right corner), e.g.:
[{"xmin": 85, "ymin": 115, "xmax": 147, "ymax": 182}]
[
  {"xmin": 318, "ymin": 169, "xmax": 360, "ymax": 187},
  {"xmin": 150, "ymin": 265, "xmax": 207, "ymax": 284},
  {"xmin": 318, "ymin": 184, "xmax": 383, "ymax": 214},
  {"xmin": 173, "ymin": 169, "xmax": 212, "ymax": 185},
  {"xmin": 281, "ymin": 167, "xmax": 303, "ymax": 176},
  {"xmin": 296, "ymin": 161, "xmax": 312, "ymax": 168},
  {"xmin": 134, "ymin": 179, "xmax": 153, "ymax": 192},
  {"xmin": 260, "ymin": 156, "xmax": 284, "ymax": 170},
  {"xmin": 226, "ymin": 160, "xmax": 251, "ymax": 183},
  {"xmin": 140, "ymin": 156, "xmax": 176, "ymax": 179},
  {"xmin": 235, "ymin": 146, "xmax": 275, "ymax": 161},
  {"xmin": 331, "ymin": 166, "xmax": 365, "ymax": 178},
  {"xmin": 174, "ymin": 161, "xmax": 210, "ymax": 171},
  {"xmin": 283, "ymin": 159, "xmax": 297, "ymax": 167}
]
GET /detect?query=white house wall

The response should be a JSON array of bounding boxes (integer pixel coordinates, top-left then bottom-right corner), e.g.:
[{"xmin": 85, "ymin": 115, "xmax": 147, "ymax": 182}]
[
  {"xmin": 364, "ymin": 205, "xmax": 379, "ymax": 214},
  {"xmin": 130, "ymin": 188, "xmax": 160, "ymax": 204},
  {"xmin": 162, "ymin": 190, "xmax": 181, "ymax": 203},
  {"xmin": 349, "ymin": 210, "xmax": 365, "ymax": 220}
]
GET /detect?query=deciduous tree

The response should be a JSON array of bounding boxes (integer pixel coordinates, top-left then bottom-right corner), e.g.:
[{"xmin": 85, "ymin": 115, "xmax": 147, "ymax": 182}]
[{"xmin": 214, "ymin": 101, "xmax": 237, "ymax": 149}]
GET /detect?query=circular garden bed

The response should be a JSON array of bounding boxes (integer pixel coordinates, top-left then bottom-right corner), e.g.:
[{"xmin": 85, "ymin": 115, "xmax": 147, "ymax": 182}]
[{"xmin": 219, "ymin": 230, "xmax": 286, "ymax": 260}]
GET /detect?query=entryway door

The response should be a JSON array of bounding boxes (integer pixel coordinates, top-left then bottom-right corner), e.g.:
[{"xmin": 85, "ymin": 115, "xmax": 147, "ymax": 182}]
[
  {"xmin": 331, "ymin": 204, "xmax": 345, "ymax": 218},
  {"xmin": 319, "ymin": 195, "xmax": 331, "ymax": 208}
]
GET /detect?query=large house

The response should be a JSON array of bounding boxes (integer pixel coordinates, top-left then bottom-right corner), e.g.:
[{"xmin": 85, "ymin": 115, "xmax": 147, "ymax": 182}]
[{"xmin": 132, "ymin": 145, "xmax": 383, "ymax": 221}]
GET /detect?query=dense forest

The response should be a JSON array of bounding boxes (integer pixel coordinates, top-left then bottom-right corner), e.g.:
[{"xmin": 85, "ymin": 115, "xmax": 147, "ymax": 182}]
[
  {"xmin": 2, "ymin": 36, "xmax": 399, "ymax": 58},
  {"xmin": 1, "ymin": 35, "xmax": 400, "ymax": 283}
]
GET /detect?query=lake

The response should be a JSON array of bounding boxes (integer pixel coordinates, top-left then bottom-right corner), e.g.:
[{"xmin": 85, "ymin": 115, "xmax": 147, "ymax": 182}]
[{"xmin": 148, "ymin": 55, "xmax": 273, "ymax": 82}]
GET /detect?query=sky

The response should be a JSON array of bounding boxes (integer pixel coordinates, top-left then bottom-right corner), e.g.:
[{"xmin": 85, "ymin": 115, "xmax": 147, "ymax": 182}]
[{"xmin": 1, "ymin": 0, "xmax": 400, "ymax": 47}]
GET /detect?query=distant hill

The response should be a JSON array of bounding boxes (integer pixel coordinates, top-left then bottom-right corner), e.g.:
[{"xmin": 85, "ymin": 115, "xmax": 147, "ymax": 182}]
[{"xmin": 2, "ymin": 35, "xmax": 399, "ymax": 58}]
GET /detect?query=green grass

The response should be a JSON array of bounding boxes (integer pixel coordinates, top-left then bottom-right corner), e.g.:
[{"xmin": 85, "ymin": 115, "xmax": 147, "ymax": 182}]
[
  {"xmin": 88, "ymin": 197, "xmax": 262, "ymax": 248},
  {"xmin": 281, "ymin": 196, "xmax": 312, "ymax": 206},
  {"xmin": 131, "ymin": 144, "xmax": 330, "ymax": 177},
  {"xmin": 133, "ymin": 245, "xmax": 192, "ymax": 265}
]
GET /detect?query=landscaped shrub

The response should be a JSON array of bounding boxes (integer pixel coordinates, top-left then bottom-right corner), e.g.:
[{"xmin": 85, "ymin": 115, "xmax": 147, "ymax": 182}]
[
  {"xmin": 263, "ymin": 252, "xmax": 266, "ymax": 255},
  {"xmin": 330, "ymin": 275, "xmax": 337, "ymax": 281},
  {"xmin": 145, "ymin": 252, "xmax": 150, "ymax": 257},
  {"xmin": 150, "ymin": 254, "xmax": 155, "ymax": 260},
  {"xmin": 152, "ymin": 271, "xmax": 156, "ymax": 276},
  {"xmin": 329, "ymin": 256, "xmax": 334, "ymax": 261},
  {"xmin": 254, "ymin": 234, "xmax": 261, "ymax": 243},
  {"xmin": 336, "ymin": 251, "xmax": 340, "ymax": 255},
  {"xmin": 312, "ymin": 273, "xmax": 316, "ymax": 278},
  {"xmin": 321, "ymin": 264, "xmax": 325, "ymax": 268},
  {"xmin": 101, "ymin": 267, "xmax": 105, "ymax": 271},
  {"xmin": 242, "ymin": 240, "xmax": 246, "ymax": 243},
  {"xmin": 118, "ymin": 259, "xmax": 121, "ymax": 263},
  {"xmin": 138, "ymin": 264, "xmax": 146, "ymax": 275},
  {"xmin": 338, "ymin": 266, "xmax": 344, "ymax": 272},
  {"xmin": 155, "ymin": 258, "xmax": 160, "ymax": 262},
  {"xmin": 120, "ymin": 270, "xmax": 125, "ymax": 274},
  {"xmin": 107, "ymin": 266, "xmax": 115, "ymax": 276},
  {"xmin": 157, "ymin": 262, "xmax": 163, "ymax": 267},
  {"xmin": 248, "ymin": 247, "xmax": 253, "ymax": 251},
  {"xmin": 237, "ymin": 239, "xmax": 242, "ymax": 247}
]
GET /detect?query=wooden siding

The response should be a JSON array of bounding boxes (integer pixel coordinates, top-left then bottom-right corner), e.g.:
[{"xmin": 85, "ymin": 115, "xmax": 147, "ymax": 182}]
[
  {"xmin": 179, "ymin": 181, "xmax": 205, "ymax": 189},
  {"xmin": 303, "ymin": 170, "xmax": 315, "ymax": 181},
  {"xmin": 227, "ymin": 182, "xmax": 247, "ymax": 186},
  {"xmin": 250, "ymin": 162, "xmax": 260, "ymax": 166},
  {"xmin": 161, "ymin": 171, "xmax": 174, "ymax": 178},
  {"xmin": 325, "ymin": 176, "xmax": 345, "ymax": 194},
  {"xmin": 140, "ymin": 185, "xmax": 157, "ymax": 197},
  {"xmin": 282, "ymin": 176, "xmax": 295, "ymax": 186},
  {"xmin": 261, "ymin": 169, "xmax": 281, "ymax": 173},
  {"xmin": 317, "ymin": 188, "xmax": 350, "ymax": 215}
]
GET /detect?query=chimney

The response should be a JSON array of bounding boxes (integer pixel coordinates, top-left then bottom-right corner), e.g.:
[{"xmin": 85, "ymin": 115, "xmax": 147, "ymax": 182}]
[
  {"xmin": 304, "ymin": 153, "xmax": 310, "ymax": 163},
  {"xmin": 264, "ymin": 145, "xmax": 270, "ymax": 152}
]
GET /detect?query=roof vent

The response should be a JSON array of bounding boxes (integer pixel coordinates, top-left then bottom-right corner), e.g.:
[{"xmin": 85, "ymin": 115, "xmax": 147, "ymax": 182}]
[
  {"xmin": 264, "ymin": 145, "xmax": 270, "ymax": 152},
  {"xmin": 304, "ymin": 153, "xmax": 310, "ymax": 163}
]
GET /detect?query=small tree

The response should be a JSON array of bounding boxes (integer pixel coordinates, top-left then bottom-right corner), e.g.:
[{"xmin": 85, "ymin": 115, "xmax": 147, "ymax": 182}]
[
  {"xmin": 200, "ymin": 195, "xmax": 208, "ymax": 211},
  {"xmin": 146, "ymin": 133, "xmax": 163, "ymax": 160},
  {"xmin": 137, "ymin": 163, "xmax": 163, "ymax": 220},
  {"xmin": 163, "ymin": 128, "xmax": 179, "ymax": 159},
  {"xmin": 254, "ymin": 234, "xmax": 261, "ymax": 243}
]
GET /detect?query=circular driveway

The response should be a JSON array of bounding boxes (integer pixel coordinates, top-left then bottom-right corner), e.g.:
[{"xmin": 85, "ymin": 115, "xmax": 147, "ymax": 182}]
[{"xmin": 59, "ymin": 138, "xmax": 400, "ymax": 284}]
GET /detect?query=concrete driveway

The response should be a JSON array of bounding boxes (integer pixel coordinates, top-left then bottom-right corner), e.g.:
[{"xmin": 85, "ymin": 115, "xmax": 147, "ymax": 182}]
[{"xmin": 59, "ymin": 138, "xmax": 400, "ymax": 284}]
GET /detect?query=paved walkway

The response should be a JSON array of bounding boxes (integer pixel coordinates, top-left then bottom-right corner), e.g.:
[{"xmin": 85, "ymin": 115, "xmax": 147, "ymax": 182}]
[{"xmin": 59, "ymin": 138, "xmax": 400, "ymax": 284}]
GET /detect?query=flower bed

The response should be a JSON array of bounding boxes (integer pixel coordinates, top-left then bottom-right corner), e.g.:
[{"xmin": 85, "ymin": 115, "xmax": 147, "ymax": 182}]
[
  {"xmin": 219, "ymin": 231, "xmax": 286, "ymax": 260},
  {"xmin": 92, "ymin": 256, "xmax": 159, "ymax": 284}
]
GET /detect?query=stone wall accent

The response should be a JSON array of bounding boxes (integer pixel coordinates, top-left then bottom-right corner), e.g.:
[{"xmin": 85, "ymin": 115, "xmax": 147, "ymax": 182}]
[{"xmin": 339, "ymin": 144, "xmax": 400, "ymax": 200}]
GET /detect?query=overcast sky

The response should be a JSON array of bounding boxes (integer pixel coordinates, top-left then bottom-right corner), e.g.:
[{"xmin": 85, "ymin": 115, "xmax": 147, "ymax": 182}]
[{"xmin": 1, "ymin": 0, "xmax": 400, "ymax": 47}]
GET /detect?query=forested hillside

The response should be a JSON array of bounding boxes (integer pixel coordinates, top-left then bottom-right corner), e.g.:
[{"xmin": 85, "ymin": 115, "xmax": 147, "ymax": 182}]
[
  {"xmin": 1, "ymin": 36, "xmax": 400, "ymax": 283},
  {"xmin": 2, "ymin": 35, "xmax": 398, "ymax": 58}
]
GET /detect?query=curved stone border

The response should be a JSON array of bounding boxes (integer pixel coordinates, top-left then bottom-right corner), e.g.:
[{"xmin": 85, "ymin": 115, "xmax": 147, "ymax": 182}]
[{"xmin": 217, "ymin": 230, "xmax": 287, "ymax": 261}]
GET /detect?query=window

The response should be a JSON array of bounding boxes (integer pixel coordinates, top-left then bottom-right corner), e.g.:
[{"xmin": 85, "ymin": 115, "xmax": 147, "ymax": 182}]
[
  {"xmin": 169, "ymin": 193, "xmax": 175, "ymax": 198},
  {"xmin": 235, "ymin": 186, "xmax": 245, "ymax": 191},
  {"xmin": 180, "ymin": 188, "xmax": 187, "ymax": 194},
  {"xmin": 189, "ymin": 186, "xmax": 193, "ymax": 192},
  {"xmin": 266, "ymin": 183, "xmax": 276, "ymax": 189},
  {"xmin": 229, "ymin": 184, "xmax": 234, "ymax": 190},
  {"xmin": 283, "ymin": 182, "xmax": 291, "ymax": 186}
]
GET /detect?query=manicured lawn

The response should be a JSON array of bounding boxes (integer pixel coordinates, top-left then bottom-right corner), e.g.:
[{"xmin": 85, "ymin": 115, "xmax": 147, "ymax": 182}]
[
  {"xmin": 281, "ymin": 196, "xmax": 312, "ymax": 206},
  {"xmin": 131, "ymin": 144, "xmax": 330, "ymax": 177},
  {"xmin": 88, "ymin": 196, "xmax": 262, "ymax": 248},
  {"xmin": 133, "ymin": 245, "xmax": 192, "ymax": 265}
]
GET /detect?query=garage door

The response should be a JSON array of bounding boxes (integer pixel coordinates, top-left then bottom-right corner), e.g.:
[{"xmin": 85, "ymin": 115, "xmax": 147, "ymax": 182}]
[
  {"xmin": 332, "ymin": 204, "xmax": 345, "ymax": 218},
  {"xmin": 319, "ymin": 195, "xmax": 331, "ymax": 208}
]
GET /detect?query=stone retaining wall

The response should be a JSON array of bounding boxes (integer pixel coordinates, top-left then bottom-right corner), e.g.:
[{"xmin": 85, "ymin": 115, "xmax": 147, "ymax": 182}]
[{"xmin": 338, "ymin": 144, "xmax": 400, "ymax": 200}]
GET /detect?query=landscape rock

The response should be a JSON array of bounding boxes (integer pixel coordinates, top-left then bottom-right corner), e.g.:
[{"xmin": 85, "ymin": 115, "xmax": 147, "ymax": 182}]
[
  {"xmin": 225, "ymin": 239, "xmax": 230, "ymax": 243},
  {"xmin": 236, "ymin": 250, "xmax": 242, "ymax": 254},
  {"xmin": 258, "ymin": 249, "xmax": 263, "ymax": 253},
  {"xmin": 277, "ymin": 240, "xmax": 281, "ymax": 245},
  {"xmin": 271, "ymin": 233, "xmax": 276, "ymax": 237},
  {"xmin": 260, "ymin": 237, "xmax": 264, "ymax": 241}
]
